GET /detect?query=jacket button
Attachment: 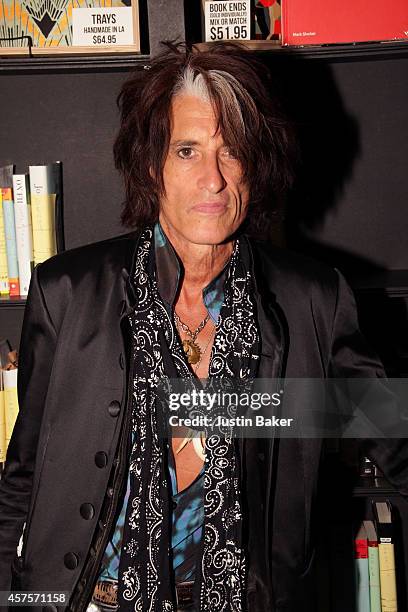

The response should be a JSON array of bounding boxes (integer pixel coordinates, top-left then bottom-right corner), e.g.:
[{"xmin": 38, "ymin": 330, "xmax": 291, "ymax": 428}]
[
  {"xmin": 119, "ymin": 353, "xmax": 125, "ymax": 370},
  {"xmin": 107, "ymin": 487, "xmax": 114, "ymax": 497},
  {"xmin": 95, "ymin": 451, "xmax": 108, "ymax": 468},
  {"xmin": 108, "ymin": 400, "xmax": 121, "ymax": 417},
  {"xmin": 80, "ymin": 503, "xmax": 95, "ymax": 520},
  {"xmin": 64, "ymin": 552, "xmax": 79, "ymax": 570}
]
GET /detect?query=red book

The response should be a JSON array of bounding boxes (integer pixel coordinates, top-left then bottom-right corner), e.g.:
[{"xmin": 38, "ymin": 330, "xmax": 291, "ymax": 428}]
[
  {"xmin": 282, "ymin": 0, "xmax": 408, "ymax": 46},
  {"xmin": 355, "ymin": 529, "xmax": 368, "ymax": 560}
]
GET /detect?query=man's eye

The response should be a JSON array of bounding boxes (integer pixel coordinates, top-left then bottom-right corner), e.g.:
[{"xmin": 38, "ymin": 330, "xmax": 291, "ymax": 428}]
[{"xmin": 177, "ymin": 147, "xmax": 194, "ymax": 159}]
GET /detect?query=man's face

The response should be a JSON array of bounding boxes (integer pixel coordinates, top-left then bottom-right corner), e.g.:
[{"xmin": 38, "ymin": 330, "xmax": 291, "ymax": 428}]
[{"xmin": 158, "ymin": 94, "xmax": 249, "ymax": 246}]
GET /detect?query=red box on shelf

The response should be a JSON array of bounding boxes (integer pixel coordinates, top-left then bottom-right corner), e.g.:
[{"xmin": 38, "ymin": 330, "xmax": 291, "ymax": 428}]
[{"xmin": 281, "ymin": 0, "xmax": 408, "ymax": 46}]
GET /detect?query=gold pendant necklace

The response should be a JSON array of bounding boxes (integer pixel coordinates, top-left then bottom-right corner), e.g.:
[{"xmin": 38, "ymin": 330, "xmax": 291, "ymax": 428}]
[
  {"xmin": 174, "ymin": 311, "xmax": 210, "ymax": 365},
  {"xmin": 181, "ymin": 339, "xmax": 201, "ymax": 365}
]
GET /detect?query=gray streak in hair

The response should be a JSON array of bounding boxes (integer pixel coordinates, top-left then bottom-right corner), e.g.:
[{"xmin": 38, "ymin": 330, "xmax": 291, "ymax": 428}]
[{"xmin": 172, "ymin": 65, "xmax": 253, "ymax": 132}]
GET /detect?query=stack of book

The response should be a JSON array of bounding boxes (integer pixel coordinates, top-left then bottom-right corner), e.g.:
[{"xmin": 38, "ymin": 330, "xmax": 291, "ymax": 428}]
[
  {"xmin": 0, "ymin": 162, "xmax": 64, "ymax": 298},
  {"xmin": 354, "ymin": 501, "xmax": 398, "ymax": 612}
]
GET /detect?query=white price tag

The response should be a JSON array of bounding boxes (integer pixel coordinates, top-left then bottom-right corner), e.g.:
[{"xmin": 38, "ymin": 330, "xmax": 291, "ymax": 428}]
[
  {"xmin": 72, "ymin": 7, "xmax": 134, "ymax": 47},
  {"xmin": 204, "ymin": 1, "xmax": 250, "ymax": 42}
]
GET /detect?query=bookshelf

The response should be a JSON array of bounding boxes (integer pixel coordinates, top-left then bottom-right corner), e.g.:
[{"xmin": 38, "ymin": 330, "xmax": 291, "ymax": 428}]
[
  {"xmin": 316, "ymin": 459, "xmax": 408, "ymax": 611},
  {"xmin": 1, "ymin": 0, "xmax": 408, "ymax": 608},
  {"xmin": 317, "ymin": 488, "xmax": 408, "ymax": 612}
]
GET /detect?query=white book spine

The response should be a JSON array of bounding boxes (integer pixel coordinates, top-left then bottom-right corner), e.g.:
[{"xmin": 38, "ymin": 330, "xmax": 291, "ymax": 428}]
[
  {"xmin": 29, "ymin": 165, "xmax": 48, "ymax": 196},
  {"xmin": 29, "ymin": 164, "xmax": 59, "ymax": 195},
  {"xmin": 12, "ymin": 175, "xmax": 33, "ymax": 297}
]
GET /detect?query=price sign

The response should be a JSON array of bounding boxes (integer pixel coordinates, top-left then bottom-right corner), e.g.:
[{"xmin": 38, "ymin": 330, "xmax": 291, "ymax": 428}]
[
  {"xmin": 72, "ymin": 7, "xmax": 134, "ymax": 47},
  {"xmin": 204, "ymin": 1, "xmax": 250, "ymax": 41}
]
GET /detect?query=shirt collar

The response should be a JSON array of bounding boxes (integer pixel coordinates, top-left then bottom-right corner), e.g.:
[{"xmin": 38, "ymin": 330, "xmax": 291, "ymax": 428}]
[{"xmin": 154, "ymin": 222, "xmax": 228, "ymax": 325}]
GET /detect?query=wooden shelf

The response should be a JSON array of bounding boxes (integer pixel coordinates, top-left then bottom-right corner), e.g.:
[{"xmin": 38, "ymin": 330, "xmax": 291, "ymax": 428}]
[
  {"xmin": 352, "ymin": 270, "xmax": 408, "ymax": 296},
  {"xmin": 0, "ymin": 296, "xmax": 27, "ymax": 308},
  {"xmin": 1, "ymin": 39, "xmax": 408, "ymax": 72},
  {"xmin": 195, "ymin": 39, "xmax": 408, "ymax": 61},
  {"xmin": 354, "ymin": 485, "xmax": 399, "ymax": 497},
  {"xmin": 353, "ymin": 477, "xmax": 408, "ymax": 497},
  {"xmin": 0, "ymin": 53, "xmax": 151, "ymax": 73}
]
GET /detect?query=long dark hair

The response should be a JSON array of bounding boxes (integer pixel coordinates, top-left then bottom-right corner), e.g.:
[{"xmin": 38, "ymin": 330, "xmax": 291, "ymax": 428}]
[{"xmin": 114, "ymin": 41, "xmax": 297, "ymax": 237}]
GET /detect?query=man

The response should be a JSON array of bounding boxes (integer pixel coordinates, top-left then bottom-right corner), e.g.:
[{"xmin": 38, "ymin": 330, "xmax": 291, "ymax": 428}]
[{"xmin": 0, "ymin": 41, "xmax": 407, "ymax": 612}]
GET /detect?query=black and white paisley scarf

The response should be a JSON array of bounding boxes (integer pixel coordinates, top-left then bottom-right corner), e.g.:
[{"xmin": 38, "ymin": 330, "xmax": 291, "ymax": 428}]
[{"xmin": 117, "ymin": 227, "xmax": 260, "ymax": 612}]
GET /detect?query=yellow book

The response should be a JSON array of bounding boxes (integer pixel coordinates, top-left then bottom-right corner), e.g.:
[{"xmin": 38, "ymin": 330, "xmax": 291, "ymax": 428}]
[
  {"xmin": 378, "ymin": 543, "xmax": 398, "ymax": 612},
  {"xmin": 29, "ymin": 163, "xmax": 61, "ymax": 265},
  {"xmin": 374, "ymin": 501, "xmax": 398, "ymax": 612},
  {"xmin": 0, "ymin": 373, "xmax": 6, "ymax": 462},
  {"xmin": 0, "ymin": 190, "xmax": 9, "ymax": 295},
  {"xmin": 3, "ymin": 368, "xmax": 19, "ymax": 446},
  {"xmin": 30, "ymin": 193, "xmax": 57, "ymax": 265}
]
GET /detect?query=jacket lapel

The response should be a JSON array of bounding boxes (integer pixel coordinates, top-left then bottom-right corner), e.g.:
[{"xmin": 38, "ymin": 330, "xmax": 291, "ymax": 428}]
[{"xmin": 119, "ymin": 229, "xmax": 142, "ymax": 318}]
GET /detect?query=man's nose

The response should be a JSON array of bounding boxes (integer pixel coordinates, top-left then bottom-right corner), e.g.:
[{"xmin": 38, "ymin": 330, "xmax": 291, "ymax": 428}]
[{"xmin": 197, "ymin": 154, "xmax": 227, "ymax": 193}]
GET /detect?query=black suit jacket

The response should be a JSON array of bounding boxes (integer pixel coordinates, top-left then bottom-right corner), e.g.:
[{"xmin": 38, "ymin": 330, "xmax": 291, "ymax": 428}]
[{"xmin": 1, "ymin": 231, "xmax": 407, "ymax": 612}]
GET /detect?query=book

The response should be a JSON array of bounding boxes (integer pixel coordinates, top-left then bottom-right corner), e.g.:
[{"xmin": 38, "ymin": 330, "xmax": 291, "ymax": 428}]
[
  {"xmin": 3, "ymin": 367, "xmax": 18, "ymax": 446},
  {"xmin": 29, "ymin": 162, "xmax": 63, "ymax": 265},
  {"xmin": 354, "ymin": 523, "xmax": 370, "ymax": 612},
  {"xmin": 12, "ymin": 174, "xmax": 33, "ymax": 297},
  {"xmin": 363, "ymin": 519, "xmax": 381, "ymax": 612},
  {"xmin": 373, "ymin": 501, "xmax": 398, "ymax": 612},
  {"xmin": 0, "ymin": 370, "xmax": 5, "ymax": 463},
  {"xmin": 0, "ymin": 339, "xmax": 12, "ymax": 465},
  {"xmin": 0, "ymin": 190, "xmax": 9, "ymax": 295},
  {"xmin": 0, "ymin": 165, "xmax": 19, "ymax": 297},
  {"xmin": 281, "ymin": 0, "xmax": 408, "ymax": 46},
  {"xmin": 0, "ymin": 339, "xmax": 18, "ymax": 451}
]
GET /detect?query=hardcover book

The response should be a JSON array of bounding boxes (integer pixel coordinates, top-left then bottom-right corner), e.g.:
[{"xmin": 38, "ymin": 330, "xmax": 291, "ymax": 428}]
[
  {"xmin": 0, "ymin": 165, "xmax": 19, "ymax": 297},
  {"xmin": 0, "ymin": 191, "xmax": 9, "ymax": 295},
  {"xmin": 0, "ymin": 371, "xmax": 5, "ymax": 463},
  {"xmin": 363, "ymin": 520, "xmax": 381, "ymax": 612},
  {"xmin": 354, "ymin": 523, "xmax": 370, "ymax": 612},
  {"xmin": 281, "ymin": 0, "xmax": 408, "ymax": 46},
  {"xmin": 12, "ymin": 174, "xmax": 33, "ymax": 297},
  {"xmin": 373, "ymin": 501, "xmax": 398, "ymax": 612},
  {"xmin": 3, "ymin": 368, "xmax": 18, "ymax": 447},
  {"xmin": 28, "ymin": 162, "xmax": 64, "ymax": 265}
]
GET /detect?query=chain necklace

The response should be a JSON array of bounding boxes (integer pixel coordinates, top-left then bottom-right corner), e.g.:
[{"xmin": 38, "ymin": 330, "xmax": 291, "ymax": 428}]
[
  {"xmin": 173, "ymin": 311, "xmax": 215, "ymax": 456},
  {"xmin": 174, "ymin": 311, "xmax": 210, "ymax": 364},
  {"xmin": 174, "ymin": 324, "xmax": 216, "ymax": 457}
]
